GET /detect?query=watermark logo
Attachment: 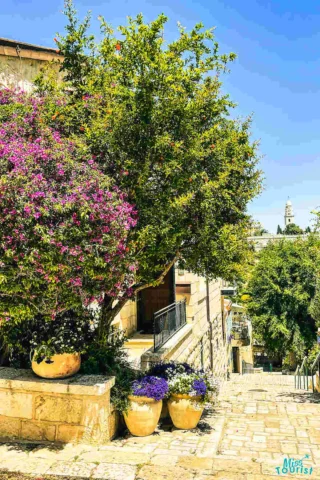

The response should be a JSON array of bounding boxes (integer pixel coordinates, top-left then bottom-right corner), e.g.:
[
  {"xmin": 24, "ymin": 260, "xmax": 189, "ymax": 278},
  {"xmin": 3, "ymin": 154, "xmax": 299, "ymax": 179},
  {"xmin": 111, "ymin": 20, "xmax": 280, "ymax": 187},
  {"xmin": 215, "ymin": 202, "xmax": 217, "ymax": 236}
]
[{"xmin": 275, "ymin": 455, "xmax": 313, "ymax": 475}]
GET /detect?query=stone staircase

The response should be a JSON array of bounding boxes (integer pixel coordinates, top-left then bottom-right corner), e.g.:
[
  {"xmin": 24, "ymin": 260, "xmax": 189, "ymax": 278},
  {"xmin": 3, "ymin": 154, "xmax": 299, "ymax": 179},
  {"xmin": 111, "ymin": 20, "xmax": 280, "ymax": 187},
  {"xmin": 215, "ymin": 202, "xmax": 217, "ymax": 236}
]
[{"xmin": 124, "ymin": 334, "xmax": 154, "ymax": 369}]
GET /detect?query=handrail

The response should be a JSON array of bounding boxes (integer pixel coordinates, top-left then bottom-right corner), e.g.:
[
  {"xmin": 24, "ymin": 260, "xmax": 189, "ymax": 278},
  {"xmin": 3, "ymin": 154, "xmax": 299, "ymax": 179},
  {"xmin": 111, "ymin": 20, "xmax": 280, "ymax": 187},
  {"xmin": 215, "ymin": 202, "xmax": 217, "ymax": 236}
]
[
  {"xmin": 311, "ymin": 351, "xmax": 320, "ymax": 372},
  {"xmin": 300, "ymin": 356, "xmax": 308, "ymax": 390},
  {"xmin": 294, "ymin": 357, "xmax": 308, "ymax": 390},
  {"xmin": 294, "ymin": 364, "xmax": 300, "ymax": 389},
  {"xmin": 153, "ymin": 299, "xmax": 187, "ymax": 352},
  {"xmin": 310, "ymin": 351, "xmax": 320, "ymax": 393}
]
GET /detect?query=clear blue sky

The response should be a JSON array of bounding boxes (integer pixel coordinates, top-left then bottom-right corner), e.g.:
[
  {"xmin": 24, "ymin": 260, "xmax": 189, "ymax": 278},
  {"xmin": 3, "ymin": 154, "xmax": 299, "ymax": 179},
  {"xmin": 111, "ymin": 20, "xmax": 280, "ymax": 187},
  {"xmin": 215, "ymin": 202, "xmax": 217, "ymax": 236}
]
[{"xmin": 2, "ymin": 0, "xmax": 320, "ymax": 233}]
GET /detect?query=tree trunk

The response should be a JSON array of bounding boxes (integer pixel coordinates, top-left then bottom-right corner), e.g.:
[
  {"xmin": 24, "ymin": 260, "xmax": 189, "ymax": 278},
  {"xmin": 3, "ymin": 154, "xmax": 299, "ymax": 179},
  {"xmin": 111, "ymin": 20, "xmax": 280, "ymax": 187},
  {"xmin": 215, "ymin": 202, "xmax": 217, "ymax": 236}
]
[{"xmin": 98, "ymin": 295, "xmax": 127, "ymax": 341}]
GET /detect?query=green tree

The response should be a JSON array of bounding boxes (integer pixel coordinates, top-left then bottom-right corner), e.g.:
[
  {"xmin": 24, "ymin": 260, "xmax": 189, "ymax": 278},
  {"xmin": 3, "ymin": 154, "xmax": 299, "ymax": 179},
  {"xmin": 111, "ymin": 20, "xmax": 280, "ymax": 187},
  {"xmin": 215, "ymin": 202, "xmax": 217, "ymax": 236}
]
[
  {"xmin": 277, "ymin": 225, "xmax": 283, "ymax": 235},
  {"xmin": 283, "ymin": 223, "xmax": 304, "ymax": 235},
  {"xmin": 250, "ymin": 221, "xmax": 268, "ymax": 236},
  {"xmin": 305, "ymin": 226, "xmax": 311, "ymax": 234},
  {"xmin": 246, "ymin": 236, "xmax": 320, "ymax": 360},
  {"xmin": 37, "ymin": 1, "xmax": 262, "ymax": 333}
]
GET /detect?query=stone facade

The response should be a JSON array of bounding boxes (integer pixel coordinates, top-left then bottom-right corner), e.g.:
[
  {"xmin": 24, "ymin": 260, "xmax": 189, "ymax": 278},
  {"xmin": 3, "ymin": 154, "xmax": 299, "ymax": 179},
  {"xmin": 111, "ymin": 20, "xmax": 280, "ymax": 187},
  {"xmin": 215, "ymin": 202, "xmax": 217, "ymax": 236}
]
[
  {"xmin": 113, "ymin": 299, "xmax": 137, "ymax": 337},
  {"xmin": 0, "ymin": 368, "xmax": 116, "ymax": 445},
  {"xmin": 140, "ymin": 272, "xmax": 228, "ymax": 379},
  {"xmin": 0, "ymin": 38, "xmax": 62, "ymax": 91},
  {"xmin": 248, "ymin": 233, "xmax": 310, "ymax": 252}
]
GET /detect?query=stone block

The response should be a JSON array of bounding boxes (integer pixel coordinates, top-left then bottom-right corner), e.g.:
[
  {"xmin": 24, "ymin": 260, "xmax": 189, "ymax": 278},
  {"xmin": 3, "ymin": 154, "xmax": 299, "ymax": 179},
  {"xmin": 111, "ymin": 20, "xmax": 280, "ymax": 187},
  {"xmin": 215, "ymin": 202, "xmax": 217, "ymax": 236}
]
[
  {"xmin": 92, "ymin": 463, "xmax": 137, "ymax": 480},
  {"xmin": 0, "ymin": 390, "xmax": 33, "ymax": 419},
  {"xmin": 21, "ymin": 420, "xmax": 56, "ymax": 442},
  {"xmin": 56, "ymin": 424, "xmax": 85, "ymax": 443},
  {"xmin": 0, "ymin": 415, "xmax": 20, "ymax": 439},
  {"xmin": 47, "ymin": 461, "xmax": 97, "ymax": 477},
  {"xmin": 34, "ymin": 395, "xmax": 83, "ymax": 424},
  {"xmin": 177, "ymin": 456, "xmax": 213, "ymax": 471},
  {"xmin": 137, "ymin": 465, "xmax": 194, "ymax": 480}
]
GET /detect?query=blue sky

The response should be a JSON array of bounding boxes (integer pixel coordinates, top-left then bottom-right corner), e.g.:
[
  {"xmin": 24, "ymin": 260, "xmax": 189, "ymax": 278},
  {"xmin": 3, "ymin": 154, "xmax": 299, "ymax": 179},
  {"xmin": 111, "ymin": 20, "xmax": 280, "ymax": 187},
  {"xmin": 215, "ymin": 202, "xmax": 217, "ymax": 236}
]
[{"xmin": 1, "ymin": 0, "xmax": 320, "ymax": 233}]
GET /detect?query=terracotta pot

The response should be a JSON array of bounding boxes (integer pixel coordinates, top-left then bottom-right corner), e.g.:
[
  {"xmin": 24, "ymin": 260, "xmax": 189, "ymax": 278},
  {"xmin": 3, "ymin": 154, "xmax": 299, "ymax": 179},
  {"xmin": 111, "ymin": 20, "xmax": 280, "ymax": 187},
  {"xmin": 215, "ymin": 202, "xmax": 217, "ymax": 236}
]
[
  {"xmin": 168, "ymin": 393, "xmax": 204, "ymax": 429},
  {"xmin": 31, "ymin": 353, "xmax": 81, "ymax": 379},
  {"xmin": 124, "ymin": 395, "xmax": 162, "ymax": 437}
]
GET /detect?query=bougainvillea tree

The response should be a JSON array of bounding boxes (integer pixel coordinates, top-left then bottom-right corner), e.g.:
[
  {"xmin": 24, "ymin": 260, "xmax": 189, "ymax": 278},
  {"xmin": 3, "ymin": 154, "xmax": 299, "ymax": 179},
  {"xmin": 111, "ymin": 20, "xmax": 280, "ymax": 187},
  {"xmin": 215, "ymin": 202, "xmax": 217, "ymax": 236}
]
[
  {"xmin": 0, "ymin": 88, "xmax": 137, "ymax": 328},
  {"xmin": 36, "ymin": 1, "xmax": 262, "ymax": 332}
]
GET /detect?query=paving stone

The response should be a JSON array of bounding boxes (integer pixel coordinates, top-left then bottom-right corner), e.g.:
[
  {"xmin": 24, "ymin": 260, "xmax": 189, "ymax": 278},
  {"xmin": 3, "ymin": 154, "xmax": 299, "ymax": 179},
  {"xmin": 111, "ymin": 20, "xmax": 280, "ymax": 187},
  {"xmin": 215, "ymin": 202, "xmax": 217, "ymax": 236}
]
[
  {"xmin": 0, "ymin": 458, "xmax": 53, "ymax": 474},
  {"xmin": 176, "ymin": 456, "xmax": 213, "ymax": 471},
  {"xmin": 212, "ymin": 458, "xmax": 261, "ymax": 474},
  {"xmin": 79, "ymin": 450, "xmax": 148, "ymax": 464},
  {"xmin": 150, "ymin": 455, "xmax": 179, "ymax": 466},
  {"xmin": 47, "ymin": 461, "xmax": 97, "ymax": 477},
  {"xmin": 136, "ymin": 465, "xmax": 194, "ymax": 480},
  {"xmin": 92, "ymin": 462, "xmax": 136, "ymax": 480}
]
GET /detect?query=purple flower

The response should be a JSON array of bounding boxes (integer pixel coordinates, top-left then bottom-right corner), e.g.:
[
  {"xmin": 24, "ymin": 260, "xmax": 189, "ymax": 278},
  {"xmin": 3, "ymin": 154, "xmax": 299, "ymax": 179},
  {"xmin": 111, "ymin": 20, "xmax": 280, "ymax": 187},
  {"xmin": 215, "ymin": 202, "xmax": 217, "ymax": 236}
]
[
  {"xmin": 147, "ymin": 362, "xmax": 196, "ymax": 379},
  {"xmin": 192, "ymin": 379, "xmax": 207, "ymax": 396},
  {"xmin": 132, "ymin": 376, "xmax": 168, "ymax": 401}
]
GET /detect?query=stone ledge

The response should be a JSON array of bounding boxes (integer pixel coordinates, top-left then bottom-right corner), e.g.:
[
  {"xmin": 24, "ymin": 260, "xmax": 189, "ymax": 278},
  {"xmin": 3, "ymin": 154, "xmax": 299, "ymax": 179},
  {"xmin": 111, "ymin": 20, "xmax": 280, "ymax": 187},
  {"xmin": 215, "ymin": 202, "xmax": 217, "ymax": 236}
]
[
  {"xmin": 0, "ymin": 368, "xmax": 115, "ymax": 396},
  {"xmin": 0, "ymin": 368, "xmax": 117, "ymax": 444}
]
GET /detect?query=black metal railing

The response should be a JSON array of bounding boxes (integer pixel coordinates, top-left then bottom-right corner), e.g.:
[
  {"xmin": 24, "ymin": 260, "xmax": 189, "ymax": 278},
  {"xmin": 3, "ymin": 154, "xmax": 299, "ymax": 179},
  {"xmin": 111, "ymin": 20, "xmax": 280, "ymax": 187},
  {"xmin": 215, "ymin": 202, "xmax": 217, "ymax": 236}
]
[
  {"xmin": 153, "ymin": 299, "xmax": 187, "ymax": 352},
  {"xmin": 310, "ymin": 352, "xmax": 320, "ymax": 393},
  {"xmin": 294, "ymin": 356, "xmax": 308, "ymax": 390}
]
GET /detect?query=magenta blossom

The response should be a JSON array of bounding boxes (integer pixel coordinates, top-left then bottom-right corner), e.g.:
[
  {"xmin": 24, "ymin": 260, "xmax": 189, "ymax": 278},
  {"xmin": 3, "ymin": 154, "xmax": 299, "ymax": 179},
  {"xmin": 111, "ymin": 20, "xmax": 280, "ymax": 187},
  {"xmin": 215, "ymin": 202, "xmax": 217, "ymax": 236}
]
[{"xmin": 0, "ymin": 89, "xmax": 138, "ymax": 322}]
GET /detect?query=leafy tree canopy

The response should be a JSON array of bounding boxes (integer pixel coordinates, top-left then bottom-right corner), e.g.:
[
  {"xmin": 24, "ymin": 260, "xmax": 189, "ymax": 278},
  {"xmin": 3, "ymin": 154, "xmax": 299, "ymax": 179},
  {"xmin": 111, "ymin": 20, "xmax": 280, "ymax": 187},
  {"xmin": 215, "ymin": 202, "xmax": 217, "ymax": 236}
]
[
  {"xmin": 36, "ymin": 1, "xmax": 262, "ymax": 328},
  {"xmin": 277, "ymin": 225, "xmax": 283, "ymax": 235},
  {"xmin": 246, "ymin": 236, "xmax": 320, "ymax": 360},
  {"xmin": 283, "ymin": 223, "xmax": 304, "ymax": 235}
]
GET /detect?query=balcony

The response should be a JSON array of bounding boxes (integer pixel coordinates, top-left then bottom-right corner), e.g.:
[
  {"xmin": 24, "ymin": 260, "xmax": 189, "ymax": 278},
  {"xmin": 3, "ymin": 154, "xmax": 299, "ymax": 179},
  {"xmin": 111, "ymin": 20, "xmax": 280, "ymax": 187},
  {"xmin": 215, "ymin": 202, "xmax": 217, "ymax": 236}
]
[
  {"xmin": 231, "ymin": 323, "xmax": 251, "ymax": 346},
  {"xmin": 153, "ymin": 299, "xmax": 187, "ymax": 352}
]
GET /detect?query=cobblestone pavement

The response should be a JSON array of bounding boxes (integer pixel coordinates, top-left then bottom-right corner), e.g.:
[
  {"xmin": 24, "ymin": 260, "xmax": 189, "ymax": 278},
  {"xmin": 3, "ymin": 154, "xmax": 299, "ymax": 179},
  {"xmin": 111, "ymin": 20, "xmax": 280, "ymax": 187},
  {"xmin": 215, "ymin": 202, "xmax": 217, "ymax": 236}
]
[{"xmin": 1, "ymin": 373, "xmax": 320, "ymax": 479}]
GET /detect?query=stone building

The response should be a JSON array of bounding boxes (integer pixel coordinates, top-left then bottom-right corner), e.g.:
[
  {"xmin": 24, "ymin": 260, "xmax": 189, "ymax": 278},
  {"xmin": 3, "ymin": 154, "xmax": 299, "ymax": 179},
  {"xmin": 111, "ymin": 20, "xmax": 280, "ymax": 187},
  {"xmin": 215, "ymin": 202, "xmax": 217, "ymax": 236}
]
[
  {"xmin": 0, "ymin": 37, "xmax": 62, "ymax": 91},
  {"xmin": 248, "ymin": 199, "xmax": 313, "ymax": 251},
  {"xmin": 119, "ymin": 268, "xmax": 231, "ymax": 379},
  {"xmin": 284, "ymin": 198, "xmax": 295, "ymax": 227}
]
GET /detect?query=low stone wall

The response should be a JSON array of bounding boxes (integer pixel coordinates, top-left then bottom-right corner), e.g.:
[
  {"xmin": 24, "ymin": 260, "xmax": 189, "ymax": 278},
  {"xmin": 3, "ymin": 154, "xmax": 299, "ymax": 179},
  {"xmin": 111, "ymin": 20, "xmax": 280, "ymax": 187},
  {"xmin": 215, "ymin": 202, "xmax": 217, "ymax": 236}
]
[{"xmin": 0, "ymin": 368, "xmax": 116, "ymax": 445}]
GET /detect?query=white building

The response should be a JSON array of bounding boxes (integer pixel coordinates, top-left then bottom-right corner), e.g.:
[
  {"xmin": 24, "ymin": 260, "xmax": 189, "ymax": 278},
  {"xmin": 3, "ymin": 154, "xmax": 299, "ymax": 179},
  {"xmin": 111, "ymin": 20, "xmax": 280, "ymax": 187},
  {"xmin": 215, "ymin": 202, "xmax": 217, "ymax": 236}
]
[{"xmin": 284, "ymin": 199, "xmax": 295, "ymax": 227}]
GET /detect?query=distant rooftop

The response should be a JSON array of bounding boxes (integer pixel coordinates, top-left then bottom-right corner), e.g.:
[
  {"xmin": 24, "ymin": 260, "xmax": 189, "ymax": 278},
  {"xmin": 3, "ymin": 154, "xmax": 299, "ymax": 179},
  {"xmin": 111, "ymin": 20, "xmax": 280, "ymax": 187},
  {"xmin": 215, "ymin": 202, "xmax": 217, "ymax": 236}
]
[{"xmin": 0, "ymin": 37, "xmax": 58, "ymax": 54}]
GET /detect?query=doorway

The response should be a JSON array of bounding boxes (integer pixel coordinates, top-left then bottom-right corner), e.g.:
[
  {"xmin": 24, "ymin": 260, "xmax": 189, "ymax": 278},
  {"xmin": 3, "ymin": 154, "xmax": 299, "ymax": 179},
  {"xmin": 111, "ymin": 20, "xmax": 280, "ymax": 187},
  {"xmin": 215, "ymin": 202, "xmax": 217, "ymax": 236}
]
[
  {"xmin": 137, "ymin": 266, "xmax": 175, "ymax": 333},
  {"xmin": 232, "ymin": 347, "xmax": 240, "ymax": 373}
]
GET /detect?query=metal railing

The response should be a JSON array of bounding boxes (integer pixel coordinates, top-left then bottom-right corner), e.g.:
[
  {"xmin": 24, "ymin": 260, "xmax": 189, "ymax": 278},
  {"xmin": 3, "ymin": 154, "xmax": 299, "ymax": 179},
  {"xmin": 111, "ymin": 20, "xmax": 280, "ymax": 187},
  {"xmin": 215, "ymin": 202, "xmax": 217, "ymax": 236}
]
[
  {"xmin": 231, "ymin": 325, "xmax": 250, "ymax": 346},
  {"xmin": 294, "ymin": 356, "xmax": 308, "ymax": 390},
  {"xmin": 311, "ymin": 352, "xmax": 320, "ymax": 393},
  {"xmin": 153, "ymin": 299, "xmax": 187, "ymax": 352}
]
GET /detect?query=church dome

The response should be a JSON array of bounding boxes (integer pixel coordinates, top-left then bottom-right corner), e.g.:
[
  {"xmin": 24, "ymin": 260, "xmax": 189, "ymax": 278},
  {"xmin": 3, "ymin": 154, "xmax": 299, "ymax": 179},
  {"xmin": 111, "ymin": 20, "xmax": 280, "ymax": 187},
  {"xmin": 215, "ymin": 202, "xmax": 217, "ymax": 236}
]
[{"xmin": 286, "ymin": 199, "xmax": 292, "ymax": 206}]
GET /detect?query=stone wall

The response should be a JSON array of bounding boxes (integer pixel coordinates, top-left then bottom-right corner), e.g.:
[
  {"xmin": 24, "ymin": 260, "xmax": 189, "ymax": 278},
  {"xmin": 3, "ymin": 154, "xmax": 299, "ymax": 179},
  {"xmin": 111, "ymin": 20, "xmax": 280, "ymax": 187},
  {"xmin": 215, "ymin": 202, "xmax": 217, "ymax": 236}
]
[
  {"xmin": 112, "ymin": 299, "xmax": 137, "ymax": 337},
  {"xmin": 0, "ymin": 45, "xmax": 62, "ymax": 92},
  {"xmin": 0, "ymin": 368, "xmax": 116, "ymax": 445},
  {"xmin": 141, "ymin": 273, "xmax": 228, "ymax": 379}
]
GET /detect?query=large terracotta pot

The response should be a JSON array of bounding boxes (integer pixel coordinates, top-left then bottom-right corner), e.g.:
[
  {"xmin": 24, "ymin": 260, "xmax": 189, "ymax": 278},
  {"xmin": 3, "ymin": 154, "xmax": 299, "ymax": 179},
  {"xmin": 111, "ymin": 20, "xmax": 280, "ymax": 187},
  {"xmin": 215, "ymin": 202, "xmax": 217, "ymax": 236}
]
[
  {"xmin": 168, "ymin": 393, "xmax": 204, "ymax": 429},
  {"xmin": 32, "ymin": 353, "xmax": 81, "ymax": 379},
  {"xmin": 124, "ymin": 395, "xmax": 162, "ymax": 437}
]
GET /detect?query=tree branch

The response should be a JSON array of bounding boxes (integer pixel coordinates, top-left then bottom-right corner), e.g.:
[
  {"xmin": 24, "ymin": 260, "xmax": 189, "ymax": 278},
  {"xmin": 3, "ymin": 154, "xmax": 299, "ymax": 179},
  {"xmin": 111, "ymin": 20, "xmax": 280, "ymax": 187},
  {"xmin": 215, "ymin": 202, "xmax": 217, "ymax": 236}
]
[{"xmin": 134, "ymin": 253, "xmax": 179, "ymax": 294}]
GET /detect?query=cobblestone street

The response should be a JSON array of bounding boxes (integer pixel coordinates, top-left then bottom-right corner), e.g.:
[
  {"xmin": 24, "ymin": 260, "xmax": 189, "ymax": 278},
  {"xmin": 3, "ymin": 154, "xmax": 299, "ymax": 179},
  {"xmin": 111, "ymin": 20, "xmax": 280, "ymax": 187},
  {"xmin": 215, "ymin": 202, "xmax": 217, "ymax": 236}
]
[{"xmin": 1, "ymin": 373, "xmax": 320, "ymax": 479}]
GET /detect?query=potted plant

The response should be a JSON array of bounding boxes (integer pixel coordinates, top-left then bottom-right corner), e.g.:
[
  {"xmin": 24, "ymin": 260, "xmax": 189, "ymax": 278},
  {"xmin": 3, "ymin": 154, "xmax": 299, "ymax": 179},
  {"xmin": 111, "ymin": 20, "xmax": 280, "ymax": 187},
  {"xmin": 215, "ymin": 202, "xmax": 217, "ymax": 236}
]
[
  {"xmin": 30, "ymin": 310, "xmax": 96, "ymax": 379},
  {"xmin": 147, "ymin": 362, "xmax": 196, "ymax": 420},
  {"xmin": 167, "ymin": 370, "xmax": 219, "ymax": 429},
  {"xmin": 124, "ymin": 376, "xmax": 168, "ymax": 437}
]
